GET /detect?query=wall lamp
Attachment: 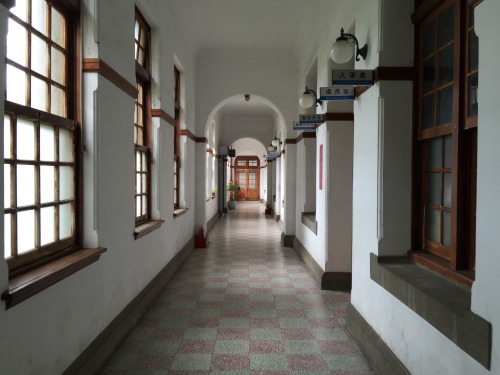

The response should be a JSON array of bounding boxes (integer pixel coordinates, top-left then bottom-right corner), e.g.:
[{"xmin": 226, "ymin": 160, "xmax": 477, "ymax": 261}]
[
  {"xmin": 299, "ymin": 86, "xmax": 322, "ymax": 109},
  {"xmin": 330, "ymin": 28, "xmax": 368, "ymax": 64},
  {"xmin": 267, "ymin": 144, "xmax": 277, "ymax": 152},
  {"xmin": 271, "ymin": 136, "xmax": 282, "ymax": 148}
]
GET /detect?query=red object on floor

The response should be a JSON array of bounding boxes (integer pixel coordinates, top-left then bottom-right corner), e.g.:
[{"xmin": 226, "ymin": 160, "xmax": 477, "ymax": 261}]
[
  {"xmin": 195, "ymin": 227, "xmax": 208, "ymax": 248},
  {"xmin": 265, "ymin": 204, "xmax": 272, "ymax": 215}
]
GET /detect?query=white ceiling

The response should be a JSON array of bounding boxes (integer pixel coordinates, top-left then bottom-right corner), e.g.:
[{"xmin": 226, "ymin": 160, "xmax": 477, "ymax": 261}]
[
  {"xmin": 170, "ymin": 0, "xmax": 313, "ymax": 55},
  {"xmin": 170, "ymin": 0, "xmax": 312, "ymax": 120}
]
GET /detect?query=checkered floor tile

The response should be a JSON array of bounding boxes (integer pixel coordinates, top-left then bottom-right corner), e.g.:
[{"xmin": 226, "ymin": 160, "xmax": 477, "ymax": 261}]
[{"xmin": 99, "ymin": 202, "xmax": 375, "ymax": 374}]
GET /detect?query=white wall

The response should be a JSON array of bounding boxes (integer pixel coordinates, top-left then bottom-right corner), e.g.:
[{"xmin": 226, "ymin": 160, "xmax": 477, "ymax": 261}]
[{"xmin": 0, "ymin": 0, "xmax": 198, "ymax": 373}]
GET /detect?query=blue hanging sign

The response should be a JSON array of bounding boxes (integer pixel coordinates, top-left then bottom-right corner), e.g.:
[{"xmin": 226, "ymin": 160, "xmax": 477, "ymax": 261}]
[
  {"xmin": 293, "ymin": 121, "xmax": 316, "ymax": 131},
  {"xmin": 320, "ymin": 86, "xmax": 355, "ymax": 101},
  {"xmin": 332, "ymin": 69, "xmax": 374, "ymax": 86}
]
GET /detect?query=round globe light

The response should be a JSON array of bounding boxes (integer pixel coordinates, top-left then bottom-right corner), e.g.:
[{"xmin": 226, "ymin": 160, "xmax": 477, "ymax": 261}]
[
  {"xmin": 271, "ymin": 138, "xmax": 279, "ymax": 147},
  {"xmin": 267, "ymin": 145, "xmax": 275, "ymax": 152},
  {"xmin": 330, "ymin": 39, "xmax": 355, "ymax": 64},
  {"xmin": 299, "ymin": 92, "xmax": 316, "ymax": 108}
]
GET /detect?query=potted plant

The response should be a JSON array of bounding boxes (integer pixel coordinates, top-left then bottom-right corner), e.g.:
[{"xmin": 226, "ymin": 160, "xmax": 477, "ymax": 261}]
[{"xmin": 227, "ymin": 180, "xmax": 240, "ymax": 209}]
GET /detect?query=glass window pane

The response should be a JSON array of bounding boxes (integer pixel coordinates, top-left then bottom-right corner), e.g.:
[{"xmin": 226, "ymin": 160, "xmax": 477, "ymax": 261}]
[
  {"xmin": 137, "ymin": 127, "xmax": 143, "ymax": 145},
  {"xmin": 423, "ymin": 20, "xmax": 435, "ymax": 58},
  {"xmin": 468, "ymin": 74, "xmax": 478, "ymax": 117},
  {"xmin": 438, "ymin": 5, "xmax": 454, "ymax": 47},
  {"xmin": 40, "ymin": 166, "xmax": 55, "ymax": 203},
  {"xmin": 142, "ymin": 174, "xmax": 147, "ymax": 193},
  {"xmin": 18, "ymin": 209, "xmax": 35, "ymax": 254},
  {"xmin": 51, "ymin": 85, "xmax": 66, "ymax": 117},
  {"xmin": 51, "ymin": 47, "xmax": 66, "ymax": 85},
  {"xmin": 59, "ymin": 203, "xmax": 73, "ymax": 239},
  {"xmin": 444, "ymin": 135, "xmax": 452, "ymax": 168},
  {"xmin": 6, "ymin": 65, "xmax": 27, "ymax": 106},
  {"xmin": 4, "ymin": 115, "xmax": 11, "ymax": 158},
  {"xmin": 422, "ymin": 95, "xmax": 435, "ymax": 129},
  {"xmin": 10, "ymin": 0, "xmax": 28, "ymax": 22},
  {"xmin": 7, "ymin": 20, "xmax": 27, "ymax": 66},
  {"xmin": 51, "ymin": 7, "xmax": 66, "ymax": 48},
  {"xmin": 136, "ymin": 151, "xmax": 141, "ymax": 170},
  {"xmin": 4, "ymin": 165, "xmax": 11, "ymax": 208},
  {"xmin": 438, "ymin": 46, "xmax": 454, "ymax": 85},
  {"xmin": 4, "ymin": 214, "xmax": 12, "ymax": 259},
  {"xmin": 59, "ymin": 166, "xmax": 74, "ymax": 200},
  {"xmin": 31, "ymin": 34, "xmax": 48, "ymax": 77},
  {"xmin": 31, "ymin": 76, "xmax": 48, "ymax": 112},
  {"xmin": 469, "ymin": 30, "xmax": 478, "ymax": 72},
  {"xmin": 40, "ymin": 124, "xmax": 55, "ymax": 161},
  {"xmin": 17, "ymin": 118, "xmax": 35, "ymax": 160},
  {"xmin": 427, "ymin": 137, "xmax": 442, "ymax": 169},
  {"xmin": 425, "ymin": 208, "xmax": 441, "ymax": 244},
  {"xmin": 142, "ymin": 151, "xmax": 147, "ymax": 171},
  {"xmin": 427, "ymin": 173, "xmax": 441, "ymax": 206},
  {"xmin": 136, "ymin": 174, "xmax": 141, "ymax": 194},
  {"xmin": 137, "ymin": 105, "xmax": 143, "ymax": 126},
  {"xmin": 443, "ymin": 173, "xmax": 452, "ymax": 208},
  {"xmin": 59, "ymin": 128, "xmax": 73, "ymax": 162},
  {"xmin": 442, "ymin": 211, "xmax": 451, "ymax": 247},
  {"xmin": 134, "ymin": 21, "xmax": 139, "ymax": 39},
  {"xmin": 142, "ymin": 195, "xmax": 147, "ymax": 215},
  {"xmin": 136, "ymin": 196, "xmax": 141, "ymax": 217},
  {"xmin": 138, "ymin": 49, "xmax": 144, "ymax": 67},
  {"xmin": 32, "ymin": 0, "xmax": 48, "ymax": 35},
  {"xmin": 40, "ymin": 206, "xmax": 55, "ymax": 246},
  {"xmin": 423, "ymin": 58, "xmax": 435, "ymax": 94},
  {"xmin": 438, "ymin": 87, "xmax": 453, "ymax": 126},
  {"xmin": 17, "ymin": 165, "xmax": 35, "ymax": 207}
]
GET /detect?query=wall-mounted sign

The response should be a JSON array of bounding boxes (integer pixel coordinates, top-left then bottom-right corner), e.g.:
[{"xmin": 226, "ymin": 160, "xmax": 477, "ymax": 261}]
[
  {"xmin": 267, "ymin": 151, "xmax": 281, "ymax": 159},
  {"xmin": 332, "ymin": 69, "xmax": 374, "ymax": 86},
  {"xmin": 320, "ymin": 86, "xmax": 355, "ymax": 101},
  {"xmin": 293, "ymin": 121, "xmax": 316, "ymax": 131},
  {"xmin": 299, "ymin": 114, "xmax": 325, "ymax": 126}
]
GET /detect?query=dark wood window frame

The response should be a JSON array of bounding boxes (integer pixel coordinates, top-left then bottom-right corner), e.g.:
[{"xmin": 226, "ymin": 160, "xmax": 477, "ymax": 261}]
[
  {"xmin": 173, "ymin": 66, "xmax": 181, "ymax": 209},
  {"xmin": 2, "ymin": 0, "xmax": 106, "ymax": 309},
  {"xmin": 410, "ymin": 0, "xmax": 481, "ymax": 287}
]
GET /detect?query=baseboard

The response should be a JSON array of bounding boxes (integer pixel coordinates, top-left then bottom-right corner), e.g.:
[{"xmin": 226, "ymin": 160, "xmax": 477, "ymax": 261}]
[
  {"xmin": 281, "ymin": 233, "xmax": 295, "ymax": 248},
  {"xmin": 206, "ymin": 211, "xmax": 219, "ymax": 232},
  {"xmin": 346, "ymin": 303, "xmax": 411, "ymax": 375},
  {"xmin": 63, "ymin": 238, "xmax": 195, "ymax": 375},
  {"xmin": 321, "ymin": 271, "xmax": 351, "ymax": 291},
  {"xmin": 293, "ymin": 237, "xmax": 351, "ymax": 291}
]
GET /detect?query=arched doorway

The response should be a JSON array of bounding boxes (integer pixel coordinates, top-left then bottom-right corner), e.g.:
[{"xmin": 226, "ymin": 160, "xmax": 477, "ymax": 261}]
[{"xmin": 235, "ymin": 156, "xmax": 260, "ymax": 201}]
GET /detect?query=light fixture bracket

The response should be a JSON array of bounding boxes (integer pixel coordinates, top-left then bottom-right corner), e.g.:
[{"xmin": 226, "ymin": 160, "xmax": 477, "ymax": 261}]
[
  {"xmin": 300, "ymin": 86, "xmax": 323, "ymax": 108},
  {"xmin": 336, "ymin": 28, "xmax": 368, "ymax": 62}
]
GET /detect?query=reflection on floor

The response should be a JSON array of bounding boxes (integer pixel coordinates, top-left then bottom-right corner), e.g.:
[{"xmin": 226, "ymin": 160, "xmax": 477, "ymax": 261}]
[{"xmin": 100, "ymin": 201, "xmax": 374, "ymax": 374}]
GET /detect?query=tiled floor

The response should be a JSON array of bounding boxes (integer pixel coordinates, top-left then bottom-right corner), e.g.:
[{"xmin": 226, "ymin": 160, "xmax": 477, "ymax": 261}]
[{"xmin": 100, "ymin": 201, "xmax": 375, "ymax": 375}]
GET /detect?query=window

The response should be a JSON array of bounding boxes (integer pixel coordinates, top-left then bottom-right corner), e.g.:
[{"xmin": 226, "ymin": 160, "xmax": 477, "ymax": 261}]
[
  {"xmin": 412, "ymin": 0, "xmax": 480, "ymax": 282},
  {"xmin": 4, "ymin": 0, "xmax": 79, "ymax": 273},
  {"xmin": 134, "ymin": 9, "xmax": 151, "ymax": 225},
  {"xmin": 173, "ymin": 66, "xmax": 180, "ymax": 208}
]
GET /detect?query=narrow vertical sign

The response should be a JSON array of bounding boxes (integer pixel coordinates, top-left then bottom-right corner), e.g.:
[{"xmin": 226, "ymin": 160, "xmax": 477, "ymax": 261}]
[{"xmin": 319, "ymin": 144, "xmax": 323, "ymax": 191}]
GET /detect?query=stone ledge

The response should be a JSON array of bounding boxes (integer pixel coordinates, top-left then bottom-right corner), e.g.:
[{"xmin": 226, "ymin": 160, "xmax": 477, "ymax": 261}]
[
  {"xmin": 301, "ymin": 212, "xmax": 317, "ymax": 234},
  {"xmin": 370, "ymin": 252, "xmax": 491, "ymax": 369}
]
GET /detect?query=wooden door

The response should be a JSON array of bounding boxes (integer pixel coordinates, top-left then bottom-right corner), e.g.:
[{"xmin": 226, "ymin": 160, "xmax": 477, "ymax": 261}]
[{"xmin": 235, "ymin": 156, "xmax": 260, "ymax": 201}]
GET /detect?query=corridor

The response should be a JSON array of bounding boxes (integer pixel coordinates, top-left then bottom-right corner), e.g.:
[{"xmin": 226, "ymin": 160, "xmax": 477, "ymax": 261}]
[{"xmin": 99, "ymin": 202, "xmax": 374, "ymax": 374}]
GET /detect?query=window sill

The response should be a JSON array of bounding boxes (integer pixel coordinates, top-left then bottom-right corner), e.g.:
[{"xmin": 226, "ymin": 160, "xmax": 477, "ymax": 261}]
[
  {"xmin": 302, "ymin": 212, "xmax": 317, "ymax": 234},
  {"xmin": 173, "ymin": 208, "xmax": 188, "ymax": 218},
  {"xmin": 134, "ymin": 220, "xmax": 165, "ymax": 240},
  {"xmin": 1, "ymin": 247, "xmax": 107, "ymax": 310},
  {"xmin": 370, "ymin": 253, "xmax": 491, "ymax": 369}
]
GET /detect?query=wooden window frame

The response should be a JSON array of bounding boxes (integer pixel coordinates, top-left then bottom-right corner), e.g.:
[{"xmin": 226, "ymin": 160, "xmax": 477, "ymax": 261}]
[
  {"xmin": 411, "ymin": 0, "xmax": 481, "ymax": 285},
  {"xmin": 173, "ymin": 66, "xmax": 181, "ymax": 209},
  {"xmin": 3, "ymin": 0, "xmax": 82, "ymax": 276},
  {"xmin": 134, "ymin": 8, "xmax": 151, "ymax": 226}
]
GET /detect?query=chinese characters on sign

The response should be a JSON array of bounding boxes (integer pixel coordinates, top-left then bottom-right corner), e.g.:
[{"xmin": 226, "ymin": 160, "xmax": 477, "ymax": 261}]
[
  {"xmin": 319, "ymin": 86, "xmax": 355, "ymax": 101},
  {"xmin": 298, "ymin": 114, "xmax": 325, "ymax": 125},
  {"xmin": 293, "ymin": 121, "xmax": 316, "ymax": 131},
  {"xmin": 331, "ymin": 69, "xmax": 374, "ymax": 86}
]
